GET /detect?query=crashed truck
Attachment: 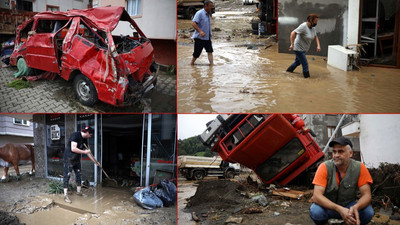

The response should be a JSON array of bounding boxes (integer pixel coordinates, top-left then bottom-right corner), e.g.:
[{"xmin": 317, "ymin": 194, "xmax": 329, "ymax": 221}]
[
  {"xmin": 178, "ymin": 155, "xmax": 240, "ymax": 180},
  {"xmin": 10, "ymin": 7, "xmax": 158, "ymax": 107},
  {"xmin": 200, "ymin": 114, "xmax": 324, "ymax": 185}
]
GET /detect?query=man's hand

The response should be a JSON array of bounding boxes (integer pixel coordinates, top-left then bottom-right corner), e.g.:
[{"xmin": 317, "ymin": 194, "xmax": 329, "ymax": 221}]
[
  {"xmin": 349, "ymin": 205, "xmax": 360, "ymax": 225},
  {"xmin": 289, "ymin": 44, "xmax": 294, "ymax": 51},
  {"xmin": 317, "ymin": 46, "xmax": 321, "ymax": 52},
  {"xmin": 84, "ymin": 149, "xmax": 91, "ymax": 155},
  {"xmin": 199, "ymin": 31, "xmax": 205, "ymax": 37},
  {"xmin": 338, "ymin": 206, "xmax": 357, "ymax": 225}
]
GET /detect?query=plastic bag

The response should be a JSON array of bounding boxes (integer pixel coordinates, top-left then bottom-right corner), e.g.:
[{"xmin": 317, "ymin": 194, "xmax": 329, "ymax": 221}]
[
  {"xmin": 153, "ymin": 179, "xmax": 177, "ymax": 207},
  {"xmin": 133, "ymin": 187, "xmax": 163, "ymax": 209}
]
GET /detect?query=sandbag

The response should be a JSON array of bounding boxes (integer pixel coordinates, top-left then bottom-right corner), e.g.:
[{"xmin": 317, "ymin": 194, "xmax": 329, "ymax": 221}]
[
  {"xmin": 133, "ymin": 187, "xmax": 163, "ymax": 210},
  {"xmin": 153, "ymin": 179, "xmax": 177, "ymax": 207}
]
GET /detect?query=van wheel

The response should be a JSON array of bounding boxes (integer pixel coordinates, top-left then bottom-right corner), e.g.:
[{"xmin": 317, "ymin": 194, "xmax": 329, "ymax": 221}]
[
  {"xmin": 193, "ymin": 171, "xmax": 205, "ymax": 180},
  {"xmin": 225, "ymin": 170, "xmax": 235, "ymax": 179},
  {"xmin": 73, "ymin": 74, "xmax": 98, "ymax": 106},
  {"xmin": 186, "ymin": 7, "xmax": 196, "ymax": 19}
]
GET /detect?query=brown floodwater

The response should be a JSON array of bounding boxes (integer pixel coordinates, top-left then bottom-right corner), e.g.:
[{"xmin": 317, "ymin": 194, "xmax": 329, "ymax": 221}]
[{"xmin": 177, "ymin": 12, "xmax": 400, "ymax": 113}]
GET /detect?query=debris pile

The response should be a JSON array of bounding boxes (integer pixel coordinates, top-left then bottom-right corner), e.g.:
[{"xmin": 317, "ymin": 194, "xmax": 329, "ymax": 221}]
[
  {"xmin": 0, "ymin": 210, "xmax": 25, "ymax": 225},
  {"xmin": 369, "ymin": 163, "xmax": 400, "ymax": 208}
]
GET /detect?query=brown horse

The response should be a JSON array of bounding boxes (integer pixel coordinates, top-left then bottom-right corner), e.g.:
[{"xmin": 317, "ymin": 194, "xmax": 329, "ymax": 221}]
[{"xmin": 0, "ymin": 143, "xmax": 35, "ymax": 180}]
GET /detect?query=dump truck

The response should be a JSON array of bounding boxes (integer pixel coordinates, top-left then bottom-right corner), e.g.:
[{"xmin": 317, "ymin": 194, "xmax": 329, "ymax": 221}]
[
  {"xmin": 177, "ymin": 0, "xmax": 205, "ymax": 19},
  {"xmin": 200, "ymin": 114, "xmax": 324, "ymax": 185},
  {"xmin": 178, "ymin": 155, "xmax": 240, "ymax": 180}
]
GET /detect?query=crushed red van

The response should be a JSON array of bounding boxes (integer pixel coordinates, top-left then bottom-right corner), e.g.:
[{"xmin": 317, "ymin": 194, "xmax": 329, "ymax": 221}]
[
  {"xmin": 201, "ymin": 114, "xmax": 324, "ymax": 185},
  {"xmin": 10, "ymin": 6, "xmax": 158, "ymax": 107}
]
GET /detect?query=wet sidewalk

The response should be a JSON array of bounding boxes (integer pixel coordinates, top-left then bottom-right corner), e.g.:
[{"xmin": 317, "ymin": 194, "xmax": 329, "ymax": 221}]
[{"xmin": 0, "ymin": 66, "xmax": 176, "ymax": 113}]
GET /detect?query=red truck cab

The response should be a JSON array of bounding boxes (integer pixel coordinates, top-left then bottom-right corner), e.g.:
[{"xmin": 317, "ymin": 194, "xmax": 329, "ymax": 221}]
[
  {"xmin": 201, "ymin": 114, "xmax": 324, "ymax": 185},
  {"xmin": 10, "ymin": 7, "xmax": 157, "ymax": 107}
]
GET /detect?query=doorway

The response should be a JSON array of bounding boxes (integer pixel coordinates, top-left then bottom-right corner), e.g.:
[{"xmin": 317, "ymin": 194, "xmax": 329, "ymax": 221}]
[{"xmin": 360, "ymin": 0, "xmax": 400, "ymax": 67}]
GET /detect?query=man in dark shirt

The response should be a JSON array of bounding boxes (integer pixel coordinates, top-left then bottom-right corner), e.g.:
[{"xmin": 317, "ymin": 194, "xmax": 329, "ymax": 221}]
[{"xmin": 63, "ymin": 126, "xmax": 93, "ymax": 203}]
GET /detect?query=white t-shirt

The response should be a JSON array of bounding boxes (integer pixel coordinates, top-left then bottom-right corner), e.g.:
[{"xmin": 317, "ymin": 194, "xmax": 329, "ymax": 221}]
[{"xmin": 294, "ymin": 22, "xmax": 317, "ymax": 52}]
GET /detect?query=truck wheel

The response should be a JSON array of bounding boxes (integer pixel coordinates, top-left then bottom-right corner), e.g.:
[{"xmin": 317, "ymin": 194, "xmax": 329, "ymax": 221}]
[
  {"xmin": 193, "ymin": 171, "xmax": 205, "ymax": 180},
  {"xmin": 73, "ymin": 73, "xmax": 98, "ymax": 106},
  {"xmin": 186, "ymin": 7, "xmax": 196, "ymax": 20},
  {"xmin": 225, "ymin": 170, "xmax": 235, "ymax": 179}
]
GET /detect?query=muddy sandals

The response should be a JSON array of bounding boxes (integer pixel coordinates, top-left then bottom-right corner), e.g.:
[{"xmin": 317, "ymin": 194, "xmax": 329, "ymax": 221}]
[{"xmin": 64, "ymin": 195, "xmax": 72, "ymax": 204}]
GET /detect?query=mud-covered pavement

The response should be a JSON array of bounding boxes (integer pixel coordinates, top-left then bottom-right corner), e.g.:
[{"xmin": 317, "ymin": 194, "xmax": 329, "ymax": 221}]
[
  {"xmin": 0, "ymin": 165, "xmax": 177, "ymax": 225},
  {"xmin": 177, "ymin": 0, "xmax": 400, "ymax": 113},
  {"xmin": 178, "ymin": 172, "xmax": 400, "ymax": 225}
]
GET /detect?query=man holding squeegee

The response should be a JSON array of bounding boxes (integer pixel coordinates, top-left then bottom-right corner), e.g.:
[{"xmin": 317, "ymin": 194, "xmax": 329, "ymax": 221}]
[{"xmin": 63, "ymin": 126, "xmax": 93, "ymax": 203}]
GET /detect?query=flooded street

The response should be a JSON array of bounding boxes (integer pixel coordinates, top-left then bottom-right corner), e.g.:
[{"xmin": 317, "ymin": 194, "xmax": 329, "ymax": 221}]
[{"xmin": 177, "ymin": 2, "xmax": 400, "ymax": 113}]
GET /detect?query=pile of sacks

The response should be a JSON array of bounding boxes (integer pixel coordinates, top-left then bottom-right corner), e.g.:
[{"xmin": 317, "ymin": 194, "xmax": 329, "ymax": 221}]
[{"xmin": 133, "ymin": 179, "xmax": 177, "ymax": 209}]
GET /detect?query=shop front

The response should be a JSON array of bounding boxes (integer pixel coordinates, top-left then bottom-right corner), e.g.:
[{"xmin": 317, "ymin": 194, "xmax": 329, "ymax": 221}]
[{"xmin": 33, "ymin": 114, "xmax": 176, "ymax": 187}]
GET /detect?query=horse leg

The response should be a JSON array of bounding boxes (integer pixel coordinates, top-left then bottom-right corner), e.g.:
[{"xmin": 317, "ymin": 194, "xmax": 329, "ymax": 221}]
[
  {"xmin": 13, "ymin": 163, "xmax": 21, "ymax": 180},
  {"xmin": 1, "ymin": 167, "xmax": 9, "ymax": 180}
]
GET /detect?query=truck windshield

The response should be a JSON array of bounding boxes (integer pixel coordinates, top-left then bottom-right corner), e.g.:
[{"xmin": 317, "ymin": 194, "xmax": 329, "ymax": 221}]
[{"xmin": 256, "ymin": 138, "xmax": 305, "ymax": 181}]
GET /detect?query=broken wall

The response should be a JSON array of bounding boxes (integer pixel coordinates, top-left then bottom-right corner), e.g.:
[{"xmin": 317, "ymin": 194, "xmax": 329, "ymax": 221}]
[{"xmin": 278, "ymin": 0, "xmax": 349, "ymax": 56}]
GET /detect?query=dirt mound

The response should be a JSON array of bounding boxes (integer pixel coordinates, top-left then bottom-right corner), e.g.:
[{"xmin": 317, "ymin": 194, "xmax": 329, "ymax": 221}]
[
  {"xmin": 0, "ymin": 211, "xmax": 25, "ymax": 225},
  {"xmin": 369, "ymin": 163, "xmax": 400, "ymax": 207},
  {"xmin": 188, "ymin": 180, "xmax": 245, "ymax": 209}
]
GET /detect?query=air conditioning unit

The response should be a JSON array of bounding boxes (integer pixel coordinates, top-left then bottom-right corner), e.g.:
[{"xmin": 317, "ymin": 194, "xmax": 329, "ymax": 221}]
[{"xmin": 327, "ymin": 45, "xmax": 358, "ymax": 71}]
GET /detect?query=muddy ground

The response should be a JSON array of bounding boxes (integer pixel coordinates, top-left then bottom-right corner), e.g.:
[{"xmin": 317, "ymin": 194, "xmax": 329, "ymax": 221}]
[
  {"xmin": 0, "ymin": 165, "xmax": 177, "ymax": 225},
  {"xmin": 177, "ymin": 0, "xmax": 400, "ymax": 113},
  {"xmin": 179, "ymin": 170, "xmax": 400, "ymax": 225}
]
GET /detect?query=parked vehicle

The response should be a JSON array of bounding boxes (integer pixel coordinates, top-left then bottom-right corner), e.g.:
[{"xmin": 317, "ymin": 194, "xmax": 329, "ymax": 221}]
[
  {"xmin": 200, "ymin": 114, "xmax": 324, "ymax": 185},
  {"xmin": 10, "ymin": 7, "xmax": 158, "ymax": 107},
  {"xmin": 251, "ymin": 0, "xmax": 277, "ymax": 35},
  {"xmin": 177, "ymin": 0, "xmax": 215, "ymax": 19},
  {"xmin": 178, "ymin": 155, "xmax": 240, "ymax": 180}
]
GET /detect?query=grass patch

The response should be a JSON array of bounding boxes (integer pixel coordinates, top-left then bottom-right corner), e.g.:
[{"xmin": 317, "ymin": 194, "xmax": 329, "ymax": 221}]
[{"xmin": 8, "ymin": 79, "xmax": 31, "ymax": 90}]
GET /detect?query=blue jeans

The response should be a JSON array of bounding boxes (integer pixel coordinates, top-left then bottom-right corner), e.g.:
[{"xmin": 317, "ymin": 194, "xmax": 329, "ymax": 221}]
[
  {"xmin": 310, "ymin": 201, "xmax": 374, "ymax": 225},
  {"xmin": 291, "ymin": 51, "xmax": 309, "ymax": 73}
]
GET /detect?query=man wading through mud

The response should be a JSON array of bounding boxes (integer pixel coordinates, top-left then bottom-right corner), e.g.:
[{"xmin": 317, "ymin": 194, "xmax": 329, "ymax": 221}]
[
  {"xmin": 63, "ymin": 126, "xmax": 93, "ymax": 203},
  {"xmin": 287, "ymin": 14, "xmax": 321, "ymax": 78},
  {"xmin": 310, "ymin": 137, "xmax": 374, "ymax": 225},
  {"xmin": 190, "ymin": 0, "xmax": 214, "ymax": 66}
]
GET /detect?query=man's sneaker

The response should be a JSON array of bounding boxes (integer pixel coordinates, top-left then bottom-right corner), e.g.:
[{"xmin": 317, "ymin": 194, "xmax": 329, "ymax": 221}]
[{"xmin": 64, "ymin": 195, "xmax": 72, "ymax": 204}]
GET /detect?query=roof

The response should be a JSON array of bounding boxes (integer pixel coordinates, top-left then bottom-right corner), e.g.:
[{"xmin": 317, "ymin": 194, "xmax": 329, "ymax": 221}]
[{"xmin": 34, "ymin": 6, "xmax": 133, "ymax": 32}]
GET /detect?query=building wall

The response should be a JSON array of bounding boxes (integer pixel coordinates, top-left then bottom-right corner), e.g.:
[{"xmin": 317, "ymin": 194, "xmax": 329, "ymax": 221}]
[
  {"xmin": 278, "ymin": 0, "xmax": 349, "ymax": 56},
  {"xmin": 32, "ymin": 0, "xmax": 90, "ymax": 12},
  {"xmin": 0, "ymin": 115, "xmax": 33, "ymax": 146},
  {"xmin": 33, "ymin": 114, "xmax": 46, "ymax": 178},
  {"xmin": 359, "ymin": 114, "xmax": 400, "ymax": 168},
  {"xmin": 303, "ymin": 114, "xmax": 360, "ymax": 157}
]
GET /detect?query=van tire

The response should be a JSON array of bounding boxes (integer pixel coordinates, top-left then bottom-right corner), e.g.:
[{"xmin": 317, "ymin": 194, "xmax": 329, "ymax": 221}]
[
  {"xmin": 193, "ymin": 171, "xmax": 205, "ymax": 180},
  {"xmin": 73, "ymin": 73, "xmax": 98, "ymax": 106}
]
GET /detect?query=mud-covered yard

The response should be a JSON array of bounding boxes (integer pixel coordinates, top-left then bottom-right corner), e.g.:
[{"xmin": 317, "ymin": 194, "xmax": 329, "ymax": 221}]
[
  {"xmin": 0, "ymin": 165, "xmax": 177, "ymax": 225},
  {"xmin": 178, "ymin": 167, "xmax": 400, "ymax": 225}
]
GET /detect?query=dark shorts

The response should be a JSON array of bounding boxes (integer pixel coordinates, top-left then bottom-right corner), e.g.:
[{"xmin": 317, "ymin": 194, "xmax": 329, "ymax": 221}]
[{"xmin": 193, "ymin": 38, "xmax": 213, "ymax": 58}]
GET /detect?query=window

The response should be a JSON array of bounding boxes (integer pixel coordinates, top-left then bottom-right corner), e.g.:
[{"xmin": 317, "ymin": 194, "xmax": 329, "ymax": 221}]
[
  {"xmin": 13, "ymin": 118, "xmax": 30, "ymax": 126},
  {"xmin": 46, "ymin": 5, "xmax": 59, "ymax": 12},
  {"xmin": 127, "ymin": 0, "xmax": 142, "ymax": 17},
  {"xmin": 327, "ymin": 126, "xmax": 337, "ymax": 138}
]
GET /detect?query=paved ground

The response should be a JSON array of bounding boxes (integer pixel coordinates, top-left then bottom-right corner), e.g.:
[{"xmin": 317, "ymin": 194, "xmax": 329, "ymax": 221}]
[{"xmin": 0, "ymin": 65, "xmax": 176, "ymax": 113}]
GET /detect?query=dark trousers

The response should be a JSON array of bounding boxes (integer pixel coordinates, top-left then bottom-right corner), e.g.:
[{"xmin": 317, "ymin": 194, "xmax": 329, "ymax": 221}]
[
  {"xmin": 310, "ymin": 202, "xmax": 374, "ymax": 225},
  {"xmin": 290, "ymin": 50, "xmax": 309, "ymax": 73},
  {"xmin": 63, "ymin": 161, "xmax": 82, "ymax": 188}
]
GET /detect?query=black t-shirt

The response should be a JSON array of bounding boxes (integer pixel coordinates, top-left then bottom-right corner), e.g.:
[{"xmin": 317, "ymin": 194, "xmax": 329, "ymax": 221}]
[{"xmin": 64, "ymin": 131, "xmax": 87, "ymax": 163}]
